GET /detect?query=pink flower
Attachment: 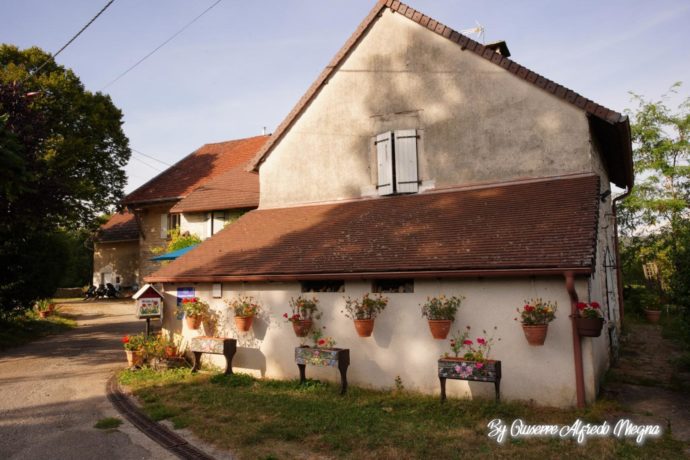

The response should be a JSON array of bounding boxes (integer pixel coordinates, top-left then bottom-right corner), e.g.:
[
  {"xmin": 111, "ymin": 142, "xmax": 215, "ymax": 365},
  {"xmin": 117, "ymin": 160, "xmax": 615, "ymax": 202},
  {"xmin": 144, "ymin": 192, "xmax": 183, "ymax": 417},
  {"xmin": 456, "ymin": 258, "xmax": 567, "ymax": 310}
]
[
  {"xmin": 577, "ymin": 302, "xmax": 587, "ymax": 310},
  {"xmin": 463, "ymin": 339, "xmax": 473, "ymax": 345},
  {"xmin": 283, "ymin": 313, "xmax": 288, "ymax": 318},
  {"xmin": 475, "ymin": 362, "xmax": 484, "ymax": 369},
  {"xmin": 318, "ymin": 339, "xmax": 326, "ymax": 346},
  {"xmin": 524, "ymin": 305, "xmax": 535, "ymax": 312},
  {"xmin": 590, "ymin": 302, "xmax": 600, "ymax": 309},
  {"xmin": 477, "ymin": 338, "xmax": 486, "ymax": 345}
]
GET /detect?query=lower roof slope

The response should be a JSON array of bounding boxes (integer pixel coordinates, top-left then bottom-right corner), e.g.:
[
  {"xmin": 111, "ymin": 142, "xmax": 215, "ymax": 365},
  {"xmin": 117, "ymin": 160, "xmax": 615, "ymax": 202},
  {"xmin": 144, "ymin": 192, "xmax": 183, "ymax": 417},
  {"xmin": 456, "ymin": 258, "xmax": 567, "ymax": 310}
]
[
  {"xmin": 170, "ymin": 166, "xmax": 259, "ymax": 213},
  {"xmin": 96, "ymin": 211, "xmax": 139, "ymax": 243},
  {"xmin": 146, "ymin": 174, "xmax": 600, "ymax": 283}
]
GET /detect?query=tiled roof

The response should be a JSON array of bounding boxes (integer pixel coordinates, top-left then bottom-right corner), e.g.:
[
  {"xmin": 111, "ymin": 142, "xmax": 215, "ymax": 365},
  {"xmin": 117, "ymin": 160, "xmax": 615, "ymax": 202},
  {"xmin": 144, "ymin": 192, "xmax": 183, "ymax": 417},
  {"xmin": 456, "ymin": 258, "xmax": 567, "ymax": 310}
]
[
  {"xmin": 146, "ymin": 174, "xmax": 600, "ymax": 283},
  {"xmin": 96, "ymin": 211, "xmax": 139, "ymax": 242},
  {"xmin": 248, "ymin": 0, "xmax": 633, "ymax": 189},
  {"xmin": 124, "ymin": 135, "xmax": 268, "ymax": 206},
  {"xmin": 170, "ymin": 167, "xmax": 259, "ymax": 213}
]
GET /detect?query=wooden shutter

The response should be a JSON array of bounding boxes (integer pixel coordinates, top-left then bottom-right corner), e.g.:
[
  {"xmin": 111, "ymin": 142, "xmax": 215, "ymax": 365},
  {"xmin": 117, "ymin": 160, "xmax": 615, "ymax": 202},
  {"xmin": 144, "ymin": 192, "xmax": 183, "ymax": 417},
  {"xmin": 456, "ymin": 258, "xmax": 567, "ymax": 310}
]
[
  {"xmin": 394, "ymin": 129, "xmax": 419, "ymax": 193},
  {"xmin": 376, "ymin": 131, "xmax": 394, "ymax": 195},
  {"xmin": 160, "ymin": 214, "xmax": 168, "ymax": 239}
]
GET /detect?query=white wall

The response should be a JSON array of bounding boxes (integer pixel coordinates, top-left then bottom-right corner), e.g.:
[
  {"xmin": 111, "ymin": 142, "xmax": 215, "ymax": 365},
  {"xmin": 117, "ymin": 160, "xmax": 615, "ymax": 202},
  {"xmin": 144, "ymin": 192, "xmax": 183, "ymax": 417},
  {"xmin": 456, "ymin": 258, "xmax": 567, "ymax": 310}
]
[{"xmin": 162, "ymin": 276, "xmax": 596, "ymax": 407}]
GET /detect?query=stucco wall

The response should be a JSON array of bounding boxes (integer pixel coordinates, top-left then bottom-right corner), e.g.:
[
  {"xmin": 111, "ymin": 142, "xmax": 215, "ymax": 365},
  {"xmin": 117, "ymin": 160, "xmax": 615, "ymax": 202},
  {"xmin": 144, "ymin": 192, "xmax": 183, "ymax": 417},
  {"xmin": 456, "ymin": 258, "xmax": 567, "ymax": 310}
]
[
  {"xmin": 181, "ymin": 212, "xmax": 207, "ymax": 240},
  {"xmin": 92, "ymin": 240, "xmax": 139, "ymax": 287},
  {"xmin": 259, "ymin": 9, "xmax": 597, "ymax": 209},
  {"xmin": 161, "ymin": 276, "xmax": 598, "ymax": 407}
]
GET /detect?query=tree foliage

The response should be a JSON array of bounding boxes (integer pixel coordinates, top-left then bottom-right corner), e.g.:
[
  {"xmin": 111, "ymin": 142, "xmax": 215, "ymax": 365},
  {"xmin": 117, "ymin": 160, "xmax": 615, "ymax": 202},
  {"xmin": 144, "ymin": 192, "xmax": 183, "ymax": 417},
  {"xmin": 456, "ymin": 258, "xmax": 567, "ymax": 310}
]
[{"xmin": 0, "ymin": 45, "xmax": 130, "ymax": 314}]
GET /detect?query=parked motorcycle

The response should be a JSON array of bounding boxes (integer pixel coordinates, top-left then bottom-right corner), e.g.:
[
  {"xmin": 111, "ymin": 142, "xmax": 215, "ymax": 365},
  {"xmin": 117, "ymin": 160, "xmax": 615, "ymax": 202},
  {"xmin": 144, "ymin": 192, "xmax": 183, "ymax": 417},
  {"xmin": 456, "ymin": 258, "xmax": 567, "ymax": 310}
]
[{"xmin": 84, "ymin": 285, "xmax": 98, "ymax": 301}]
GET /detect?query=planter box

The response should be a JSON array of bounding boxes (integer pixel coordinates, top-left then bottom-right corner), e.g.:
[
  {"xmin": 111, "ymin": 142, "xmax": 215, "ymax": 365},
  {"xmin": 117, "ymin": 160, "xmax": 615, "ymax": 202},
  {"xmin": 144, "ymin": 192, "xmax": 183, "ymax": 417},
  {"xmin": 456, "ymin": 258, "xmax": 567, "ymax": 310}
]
[
  {"xmin": 438, "ymin": 358, "xmax": 502, "ymax": 402},
  {"xmin": 294, "ymin": 346, "xmax": 350, "ymax": 394},
  {"xmin": 189, "ymin": 336, "xmax": 237, "ymax": 375}
]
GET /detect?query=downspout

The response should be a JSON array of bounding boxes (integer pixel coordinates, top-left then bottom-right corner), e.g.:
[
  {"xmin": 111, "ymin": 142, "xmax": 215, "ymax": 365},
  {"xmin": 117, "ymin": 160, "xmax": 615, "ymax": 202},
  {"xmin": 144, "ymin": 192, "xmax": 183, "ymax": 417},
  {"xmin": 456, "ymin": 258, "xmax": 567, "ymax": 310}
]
[
  {"xmin": 564, "ymin": 271, "xmax": 586, "ymax": 408},
  {"xmin": 611, "ymin": 188, "xmax": 631, "ymax": 322}
]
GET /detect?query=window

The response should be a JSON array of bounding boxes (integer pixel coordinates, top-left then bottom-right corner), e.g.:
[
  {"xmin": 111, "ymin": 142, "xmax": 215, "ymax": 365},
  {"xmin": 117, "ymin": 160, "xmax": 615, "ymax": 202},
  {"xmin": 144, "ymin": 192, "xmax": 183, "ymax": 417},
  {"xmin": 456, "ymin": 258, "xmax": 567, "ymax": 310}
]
[
  {"xmin": 301, "ymin": 280, "xmax": 345, "ymax": 293},
  {"xmin": 160, "ymin": 213, "xmax": 180, "ymax": 239},
  {"xmin": 376, "ymin": 129, "xmax": 419, "ymax": 195},
  {"xmin": 207, "ymin": 211, "xmax": 226, "ymax": 237},
  {"xmin": 372, "ymin": 279, "xmax": 414, "ymax": 293}
]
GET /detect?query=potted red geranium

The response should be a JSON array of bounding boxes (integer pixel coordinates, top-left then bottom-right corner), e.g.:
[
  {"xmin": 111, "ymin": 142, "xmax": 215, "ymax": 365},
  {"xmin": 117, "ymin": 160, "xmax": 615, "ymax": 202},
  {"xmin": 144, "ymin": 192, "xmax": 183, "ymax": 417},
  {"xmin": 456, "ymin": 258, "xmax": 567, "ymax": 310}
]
[
  {"xmin": 285, "ymin": 296, "xmax": 322, "ymax": 337},
  {"xmin": 228, "ymin": 295, "xmax": 261, "ymax": 332},
  {"xmin": 575, "ymin": 301, "xmax": 605, "ymax": 337},
  {"xmin": 181, "ymin": 297, "xmax": 209, "ymax": 330},
  {"xmin": 516, "ymin": 298, "xmax": 557, "ymax": 346},
  {"xmin": 420, "ymin": 295, "xmax": 463, "ymax": 339},
  {"xmin": 342, "ymin": 293, "xmax": 388, "ymax": 337},
  {"xmin": 121, "ymin": 333, "xmax": 146, "ymax": 367}
]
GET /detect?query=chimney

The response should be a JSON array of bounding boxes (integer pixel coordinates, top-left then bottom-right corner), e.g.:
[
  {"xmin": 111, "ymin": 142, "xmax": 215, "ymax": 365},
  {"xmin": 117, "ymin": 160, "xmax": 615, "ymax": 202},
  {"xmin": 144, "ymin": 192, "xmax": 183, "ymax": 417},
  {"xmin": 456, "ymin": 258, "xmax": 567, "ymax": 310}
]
[{"xmin": 485, "ymin": 41, "xmax": 511, "ymax": 57}]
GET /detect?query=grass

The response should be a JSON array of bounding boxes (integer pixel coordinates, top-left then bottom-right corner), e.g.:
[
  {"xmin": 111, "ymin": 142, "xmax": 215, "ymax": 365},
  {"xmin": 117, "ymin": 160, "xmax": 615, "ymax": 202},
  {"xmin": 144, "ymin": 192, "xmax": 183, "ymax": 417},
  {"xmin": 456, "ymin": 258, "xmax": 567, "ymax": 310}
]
[
  {"xmin": 118, "ymin": 369, "xmax": 687, "ymax": 459},
  {"xmin": 0, "ymin": 311, "xmax": 76, "ymax": 351},
  {"xmin": 94, "ymin": 417, "xmax": 122, "ymax": 430}
]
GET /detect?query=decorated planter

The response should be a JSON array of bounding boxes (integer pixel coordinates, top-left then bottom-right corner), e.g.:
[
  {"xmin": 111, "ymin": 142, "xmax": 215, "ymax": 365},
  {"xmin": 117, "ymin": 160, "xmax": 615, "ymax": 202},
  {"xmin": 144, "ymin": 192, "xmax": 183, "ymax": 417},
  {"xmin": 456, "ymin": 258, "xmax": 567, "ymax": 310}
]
[
  {"xmin": 234, "ymin": 315, "xmax": 254, "ymax": 332},
  {"xmin": 521, "ymin": 324, "xmax": 548, "ymax": 346},
  {"xmin": 428, "ymin": 320, "xmax": 452, "ymax": 339},
  {"xmin": 354, "ymin": 319, "xmax": 375, "ymax": 337},
  {"xmin": 438, "ymin": 357, "xmax": 502, "ymax": 402},
  {"xmin": 189, "ymin": 336, "xmax": 237, "ymax": 375},
  {"xmin": 292, "ymin": 319, "xmax": 313, "ymax": 337},
  {"xmin": 644, "ymin": 309, "xmax": 661, "ymax": 324},
  {"xmin": 295, "ymin": 346, "xmax": 350, "ymax": 394},
  {"xmin": 125, "ymin": 350, "xmax": 144, "ymax": 367},
  {"xmin": 575, "ymin": 317, "xmax": 604, "ymax": 337},
  {"xmin": 186, "ymin": 315, "xmax": 202, "ymax": 330}
]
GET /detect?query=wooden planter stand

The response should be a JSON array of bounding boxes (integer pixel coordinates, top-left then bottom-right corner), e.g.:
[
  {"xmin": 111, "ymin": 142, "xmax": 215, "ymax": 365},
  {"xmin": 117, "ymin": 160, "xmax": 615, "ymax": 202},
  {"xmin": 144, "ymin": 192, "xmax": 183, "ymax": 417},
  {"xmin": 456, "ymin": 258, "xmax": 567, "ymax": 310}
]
[
  {"xmin": 190, "ymin": 336, "xmax": 237, "ymax": 375},
  {"xmin": 438, "ymin": 358, "xmax": 502, "ymax": 403},
  {"xmin": 295, "ymin": 346, "xmax": 350, "ymax": 394}
]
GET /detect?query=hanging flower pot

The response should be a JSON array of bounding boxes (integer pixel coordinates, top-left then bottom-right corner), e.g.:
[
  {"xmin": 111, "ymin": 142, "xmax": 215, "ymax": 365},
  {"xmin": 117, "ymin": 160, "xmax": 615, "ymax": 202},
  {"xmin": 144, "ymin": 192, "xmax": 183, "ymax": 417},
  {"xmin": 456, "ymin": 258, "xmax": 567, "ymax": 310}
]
[
  {"xmin": 522, "ymin": 324, "xmax": 549, "ymax": 346},
  {"xmin": 234, "ymin": 315, "xmax": 254, "ymax": 332},
  {"xmin": 354, "ymin": 319, "xmax": 375, "ymax": 337},
  {"xmin": 125, "ymin": 349, "xmax": 144, "ymax": 367},
  {"xmin": 292, "ymin": 319, "xmax": 313, "ymax": 337},
  {"xmin": 427, "ymin": 320, "xmax": 452, "ymax": 339},
  {"xmin": 575, "ymin": 317, "xmax": 604, "ymax": 337},
  {"xmin": 644, "ymin": 309, "xmax": 661, "ymax": 324},
  {"xmin": 186, "ymin": 314, "xmax": 202, "ymax": 330}
]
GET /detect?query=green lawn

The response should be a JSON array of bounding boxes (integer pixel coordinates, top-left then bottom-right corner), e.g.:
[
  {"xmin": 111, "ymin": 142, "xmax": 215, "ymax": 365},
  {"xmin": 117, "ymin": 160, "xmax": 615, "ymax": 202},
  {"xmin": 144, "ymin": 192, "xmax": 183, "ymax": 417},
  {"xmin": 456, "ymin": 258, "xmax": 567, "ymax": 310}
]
[
  {"xmin": 118, "ymin": 369, "xmax": 685, "ymax": 459},
  {"xmin": 0, "ymin": 312, "xmax": 76, "ymax": 351}
]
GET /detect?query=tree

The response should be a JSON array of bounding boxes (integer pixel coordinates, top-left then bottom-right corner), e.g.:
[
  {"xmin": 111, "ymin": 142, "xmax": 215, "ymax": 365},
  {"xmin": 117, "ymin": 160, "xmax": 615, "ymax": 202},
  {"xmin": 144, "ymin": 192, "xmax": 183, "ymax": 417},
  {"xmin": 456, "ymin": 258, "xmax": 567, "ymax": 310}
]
[{"xmin": 0, "ymin": 45, "xmax": 130, "ymax": 315}]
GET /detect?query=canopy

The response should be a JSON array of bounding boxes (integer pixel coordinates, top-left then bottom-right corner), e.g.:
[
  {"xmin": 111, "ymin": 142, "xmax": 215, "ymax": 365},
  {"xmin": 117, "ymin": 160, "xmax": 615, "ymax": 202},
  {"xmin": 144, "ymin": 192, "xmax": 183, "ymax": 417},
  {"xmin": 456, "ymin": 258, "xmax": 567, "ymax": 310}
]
[{"xmin": 149, "ymin": 245, "xmax": 198, "ymax": 261}]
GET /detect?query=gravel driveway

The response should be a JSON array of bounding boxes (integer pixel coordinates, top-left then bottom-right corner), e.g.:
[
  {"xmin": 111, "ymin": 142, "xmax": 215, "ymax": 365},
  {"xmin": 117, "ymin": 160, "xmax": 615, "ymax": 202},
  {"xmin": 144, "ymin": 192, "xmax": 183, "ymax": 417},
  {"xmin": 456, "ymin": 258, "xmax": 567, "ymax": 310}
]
[{"xmin": 0, "ymin": 300, "xmax": 175, "ymax": 460}]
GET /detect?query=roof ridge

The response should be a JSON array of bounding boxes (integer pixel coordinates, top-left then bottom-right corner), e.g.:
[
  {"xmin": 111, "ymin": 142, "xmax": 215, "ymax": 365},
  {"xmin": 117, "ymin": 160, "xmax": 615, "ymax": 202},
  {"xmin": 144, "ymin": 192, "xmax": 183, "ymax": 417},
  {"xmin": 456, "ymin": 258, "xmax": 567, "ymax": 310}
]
[{"xmin": 248, "ymin": 0, "xmax": 627, "ymax": 172}]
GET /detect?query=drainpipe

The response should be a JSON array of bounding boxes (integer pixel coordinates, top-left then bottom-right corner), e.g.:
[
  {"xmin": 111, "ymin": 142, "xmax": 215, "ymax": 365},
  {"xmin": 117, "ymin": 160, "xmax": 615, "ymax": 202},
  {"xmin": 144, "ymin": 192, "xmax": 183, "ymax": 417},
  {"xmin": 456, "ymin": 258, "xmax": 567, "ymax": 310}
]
[
  {"xmin": 611, "ymin": 188, "xmax": 631, "ymax": 322},
  {"xmin": 564, "ymin": 271, "xmax": 586, "ymax": 408}
]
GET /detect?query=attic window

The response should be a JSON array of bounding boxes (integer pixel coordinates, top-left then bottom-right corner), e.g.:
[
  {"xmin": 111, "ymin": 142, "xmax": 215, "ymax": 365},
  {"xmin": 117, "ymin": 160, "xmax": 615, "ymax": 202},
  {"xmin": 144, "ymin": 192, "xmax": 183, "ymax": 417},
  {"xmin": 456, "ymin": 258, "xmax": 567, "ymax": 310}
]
[
  {"xmin": 375, "ymin": 129, "xmax": 419, "ymax": 195},
  {"xmin": 372, "ymin": 279, "xmax": 414, "ymax": 293},
  {"xmin": 301, "ymin": 280, "xmax": 345, "ymax": 293}
]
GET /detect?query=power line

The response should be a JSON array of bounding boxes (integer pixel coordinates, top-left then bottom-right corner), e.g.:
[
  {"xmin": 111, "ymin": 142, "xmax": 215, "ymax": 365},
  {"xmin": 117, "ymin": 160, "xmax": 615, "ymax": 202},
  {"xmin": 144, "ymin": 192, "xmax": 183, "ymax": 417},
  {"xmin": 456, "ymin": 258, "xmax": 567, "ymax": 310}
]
[
  {"xmin": 101, "ymin": 0, "xmax": 223, "ymax": 90},
  {"xmin": 129, "ymin": 154, "xmax": 164, "ymax": 172},
  {"xmin": 131, "ymin": 148, "xmax": 172, "ymax": 167},
  {"xmin": 27, "ymin": 0, "xmax": 116, "ymax": 81}
]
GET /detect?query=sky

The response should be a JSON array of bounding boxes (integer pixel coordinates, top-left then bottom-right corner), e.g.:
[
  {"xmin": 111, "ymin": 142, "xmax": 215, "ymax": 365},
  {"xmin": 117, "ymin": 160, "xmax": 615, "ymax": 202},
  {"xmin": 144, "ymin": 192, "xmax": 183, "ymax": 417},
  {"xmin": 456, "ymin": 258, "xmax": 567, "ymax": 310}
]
[{"xmin": 1, "ymin": 0, "xmax": 689, "ymax": 194}]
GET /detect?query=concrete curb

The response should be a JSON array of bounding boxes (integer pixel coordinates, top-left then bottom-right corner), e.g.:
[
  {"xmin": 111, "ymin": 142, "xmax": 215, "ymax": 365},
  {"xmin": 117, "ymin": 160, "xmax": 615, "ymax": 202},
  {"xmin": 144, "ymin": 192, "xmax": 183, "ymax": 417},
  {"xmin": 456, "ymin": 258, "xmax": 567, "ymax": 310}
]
[{"xmin": 106, "ymin": 374, "xmax": 215, "ymax": 460}]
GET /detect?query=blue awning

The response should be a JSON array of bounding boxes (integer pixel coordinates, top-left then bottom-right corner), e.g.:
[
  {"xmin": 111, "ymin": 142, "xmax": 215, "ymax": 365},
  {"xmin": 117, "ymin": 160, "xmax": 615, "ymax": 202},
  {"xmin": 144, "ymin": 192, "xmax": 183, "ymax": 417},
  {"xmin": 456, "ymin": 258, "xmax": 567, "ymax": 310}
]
[{"xmin": 149, "ymin": 245, "xmax": 198, "ymax": 261}]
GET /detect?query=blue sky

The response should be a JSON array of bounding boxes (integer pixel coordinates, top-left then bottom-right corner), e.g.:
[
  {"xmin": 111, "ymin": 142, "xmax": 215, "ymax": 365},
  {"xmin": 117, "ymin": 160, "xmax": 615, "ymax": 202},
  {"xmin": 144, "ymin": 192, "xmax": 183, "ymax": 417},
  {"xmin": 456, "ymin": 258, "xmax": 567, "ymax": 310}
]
[{"xmin": 2, "ymin": 0, "xmax": 689, "ymax": 193}]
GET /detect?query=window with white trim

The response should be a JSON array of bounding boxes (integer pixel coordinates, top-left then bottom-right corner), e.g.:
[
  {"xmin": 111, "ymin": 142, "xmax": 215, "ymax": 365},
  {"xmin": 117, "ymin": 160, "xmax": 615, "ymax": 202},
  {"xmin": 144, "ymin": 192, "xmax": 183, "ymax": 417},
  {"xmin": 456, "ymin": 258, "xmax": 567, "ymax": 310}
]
[
  {"xmin": 375, "ymin": 129, "xmax": 419, "ymax": 195},
  {"xmin": 161, "ymin": 213, "xmax": 180, "ymax": 239}
]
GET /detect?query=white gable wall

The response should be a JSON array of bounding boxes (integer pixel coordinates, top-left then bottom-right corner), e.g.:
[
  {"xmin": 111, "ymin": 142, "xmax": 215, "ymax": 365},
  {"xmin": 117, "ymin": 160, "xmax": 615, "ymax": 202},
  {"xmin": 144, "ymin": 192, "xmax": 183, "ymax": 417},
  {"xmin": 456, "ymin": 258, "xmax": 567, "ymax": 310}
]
[{"xmin": 259, "ymin": 9, "xmax": 598, "ymax": 209}]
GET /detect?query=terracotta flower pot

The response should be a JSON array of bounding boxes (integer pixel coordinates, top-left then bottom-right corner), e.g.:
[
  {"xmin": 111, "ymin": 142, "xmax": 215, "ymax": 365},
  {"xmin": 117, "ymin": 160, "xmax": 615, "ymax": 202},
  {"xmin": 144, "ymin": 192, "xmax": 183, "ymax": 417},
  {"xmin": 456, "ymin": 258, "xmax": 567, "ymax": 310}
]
[
  {"xmin": 235, "ymin": 315, "xmax": 254, "ymax": 332},
  {"xmin": 186, "ymin": 315, "xmax": 202, "ymax": 330},
  {"xmin": 644, "ymin": 309, "xmax": 661, "ymax": 324},
  {"xmin": 575, "ymin": 317, "xmax": 604, "ymax": 337},
  {"xmin": 354, "ymin": 319, "xmax": 375, "ymax": 337},
  {"xmin": 521, "ymin": 324, "xmax": 549, "ymax": 346},
  {"xmin": 164, "ymin": 346, "xmax": 177, "ymax": 359},
  {"xmin": 38, "ymin": 311, "xmax": 48, "ymax": 319},
  {"xmin": 48, "ymin": 303, "xmax": 55, "ymax": 313},
  {"xmin": 428, "ymin": 319, "xmax": 452, "ymax": 339},
  {"xmin": 125, "ymin": 350, "xmax": 144, "ymax": 367},
  {"xmin": 292, "ymin": 319, "xmax": 313, "ymax": 337}
]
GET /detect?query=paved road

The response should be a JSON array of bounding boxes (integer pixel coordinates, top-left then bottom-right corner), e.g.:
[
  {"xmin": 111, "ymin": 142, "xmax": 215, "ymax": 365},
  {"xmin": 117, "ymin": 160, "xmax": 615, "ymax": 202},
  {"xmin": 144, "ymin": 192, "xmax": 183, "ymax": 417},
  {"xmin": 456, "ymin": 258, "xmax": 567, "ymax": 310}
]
[{"xmin": 0, "ymin": 300, "xmax": 175, "ymax": 460}]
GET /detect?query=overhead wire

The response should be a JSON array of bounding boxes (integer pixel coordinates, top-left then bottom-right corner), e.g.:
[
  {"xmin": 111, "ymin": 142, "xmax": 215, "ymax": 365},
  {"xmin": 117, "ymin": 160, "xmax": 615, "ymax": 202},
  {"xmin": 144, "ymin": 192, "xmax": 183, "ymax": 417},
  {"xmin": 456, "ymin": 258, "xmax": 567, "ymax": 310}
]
[
  {"xmin": 25, "ymin": 0, "xmax": 116, "ymax": 81},
  {"xmin": 129, "ymin": 154, "xmax": 164, "ymax": 172},
  {"xmin": 131, "ymin": 148, "xmax": 172, "ymax": 167},
  {"xmin": 100, "ymin": 0, "xmax": 223, "ymax": 90}
]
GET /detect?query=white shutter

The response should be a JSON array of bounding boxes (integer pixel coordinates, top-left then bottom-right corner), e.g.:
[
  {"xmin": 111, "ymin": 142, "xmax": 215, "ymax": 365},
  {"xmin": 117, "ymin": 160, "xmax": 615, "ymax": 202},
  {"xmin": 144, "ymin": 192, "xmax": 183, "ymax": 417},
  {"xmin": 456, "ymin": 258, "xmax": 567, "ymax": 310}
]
[
  {"xmin": 394, "ymin": 129, "xmax": 419, "ymax": 193},
  {"xmin": 160, "ymin": 214, "xmax": 168, "ymax": 239},
  {"xmin": 376, "ymin": 131, "xmax": 394, "ymax": 195},
  {"xmin": 205, "ymin": 213, "xmax": 212, "ymax": 239},
  {"xmin": 213, "ymin": 212, "xmax": 225, "ymax": 236}
]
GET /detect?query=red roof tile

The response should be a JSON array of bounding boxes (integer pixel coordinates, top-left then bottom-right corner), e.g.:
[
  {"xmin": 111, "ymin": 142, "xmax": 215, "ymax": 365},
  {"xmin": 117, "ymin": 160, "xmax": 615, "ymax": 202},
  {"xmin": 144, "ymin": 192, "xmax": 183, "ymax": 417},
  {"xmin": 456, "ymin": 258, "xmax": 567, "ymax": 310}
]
[
  {"xmin": 248, "ymin": 0, "xmax": 633, "ymax": 189},
  {"xmin": 96, "ymin": 211, "xmax": 139, "ymax": 242},
  {"xmin": 169, "ymin": 167, "xmax": 259, "ymax": 213},
  {"xmin": 124, "ymin": 135, "xmax": 268, "ymax": 206},
  {"xmin": 147, "ymin": 174, "xmax": 600, "ymax": 283}
]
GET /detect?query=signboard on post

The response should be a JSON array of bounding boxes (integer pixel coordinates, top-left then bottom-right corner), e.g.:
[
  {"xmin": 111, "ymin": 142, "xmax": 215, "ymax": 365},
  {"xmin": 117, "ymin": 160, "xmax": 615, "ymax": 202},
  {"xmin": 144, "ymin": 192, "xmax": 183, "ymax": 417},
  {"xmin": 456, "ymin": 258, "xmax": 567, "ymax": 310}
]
[{"xmin": 132, "ymin": 284, "xmax": 164, "ymax": 319}]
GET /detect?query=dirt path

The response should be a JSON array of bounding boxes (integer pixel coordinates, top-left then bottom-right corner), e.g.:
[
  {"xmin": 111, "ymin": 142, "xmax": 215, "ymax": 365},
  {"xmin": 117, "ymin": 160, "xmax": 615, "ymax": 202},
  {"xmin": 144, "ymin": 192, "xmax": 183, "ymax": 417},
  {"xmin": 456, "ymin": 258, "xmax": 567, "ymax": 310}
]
[
  {"xmin": 604, "ymin": 320, "xmax": 690, "ymax": 453},
  {"xmin": 0, "ymin": 300, "xmax": 176, "ymax": 460}
]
